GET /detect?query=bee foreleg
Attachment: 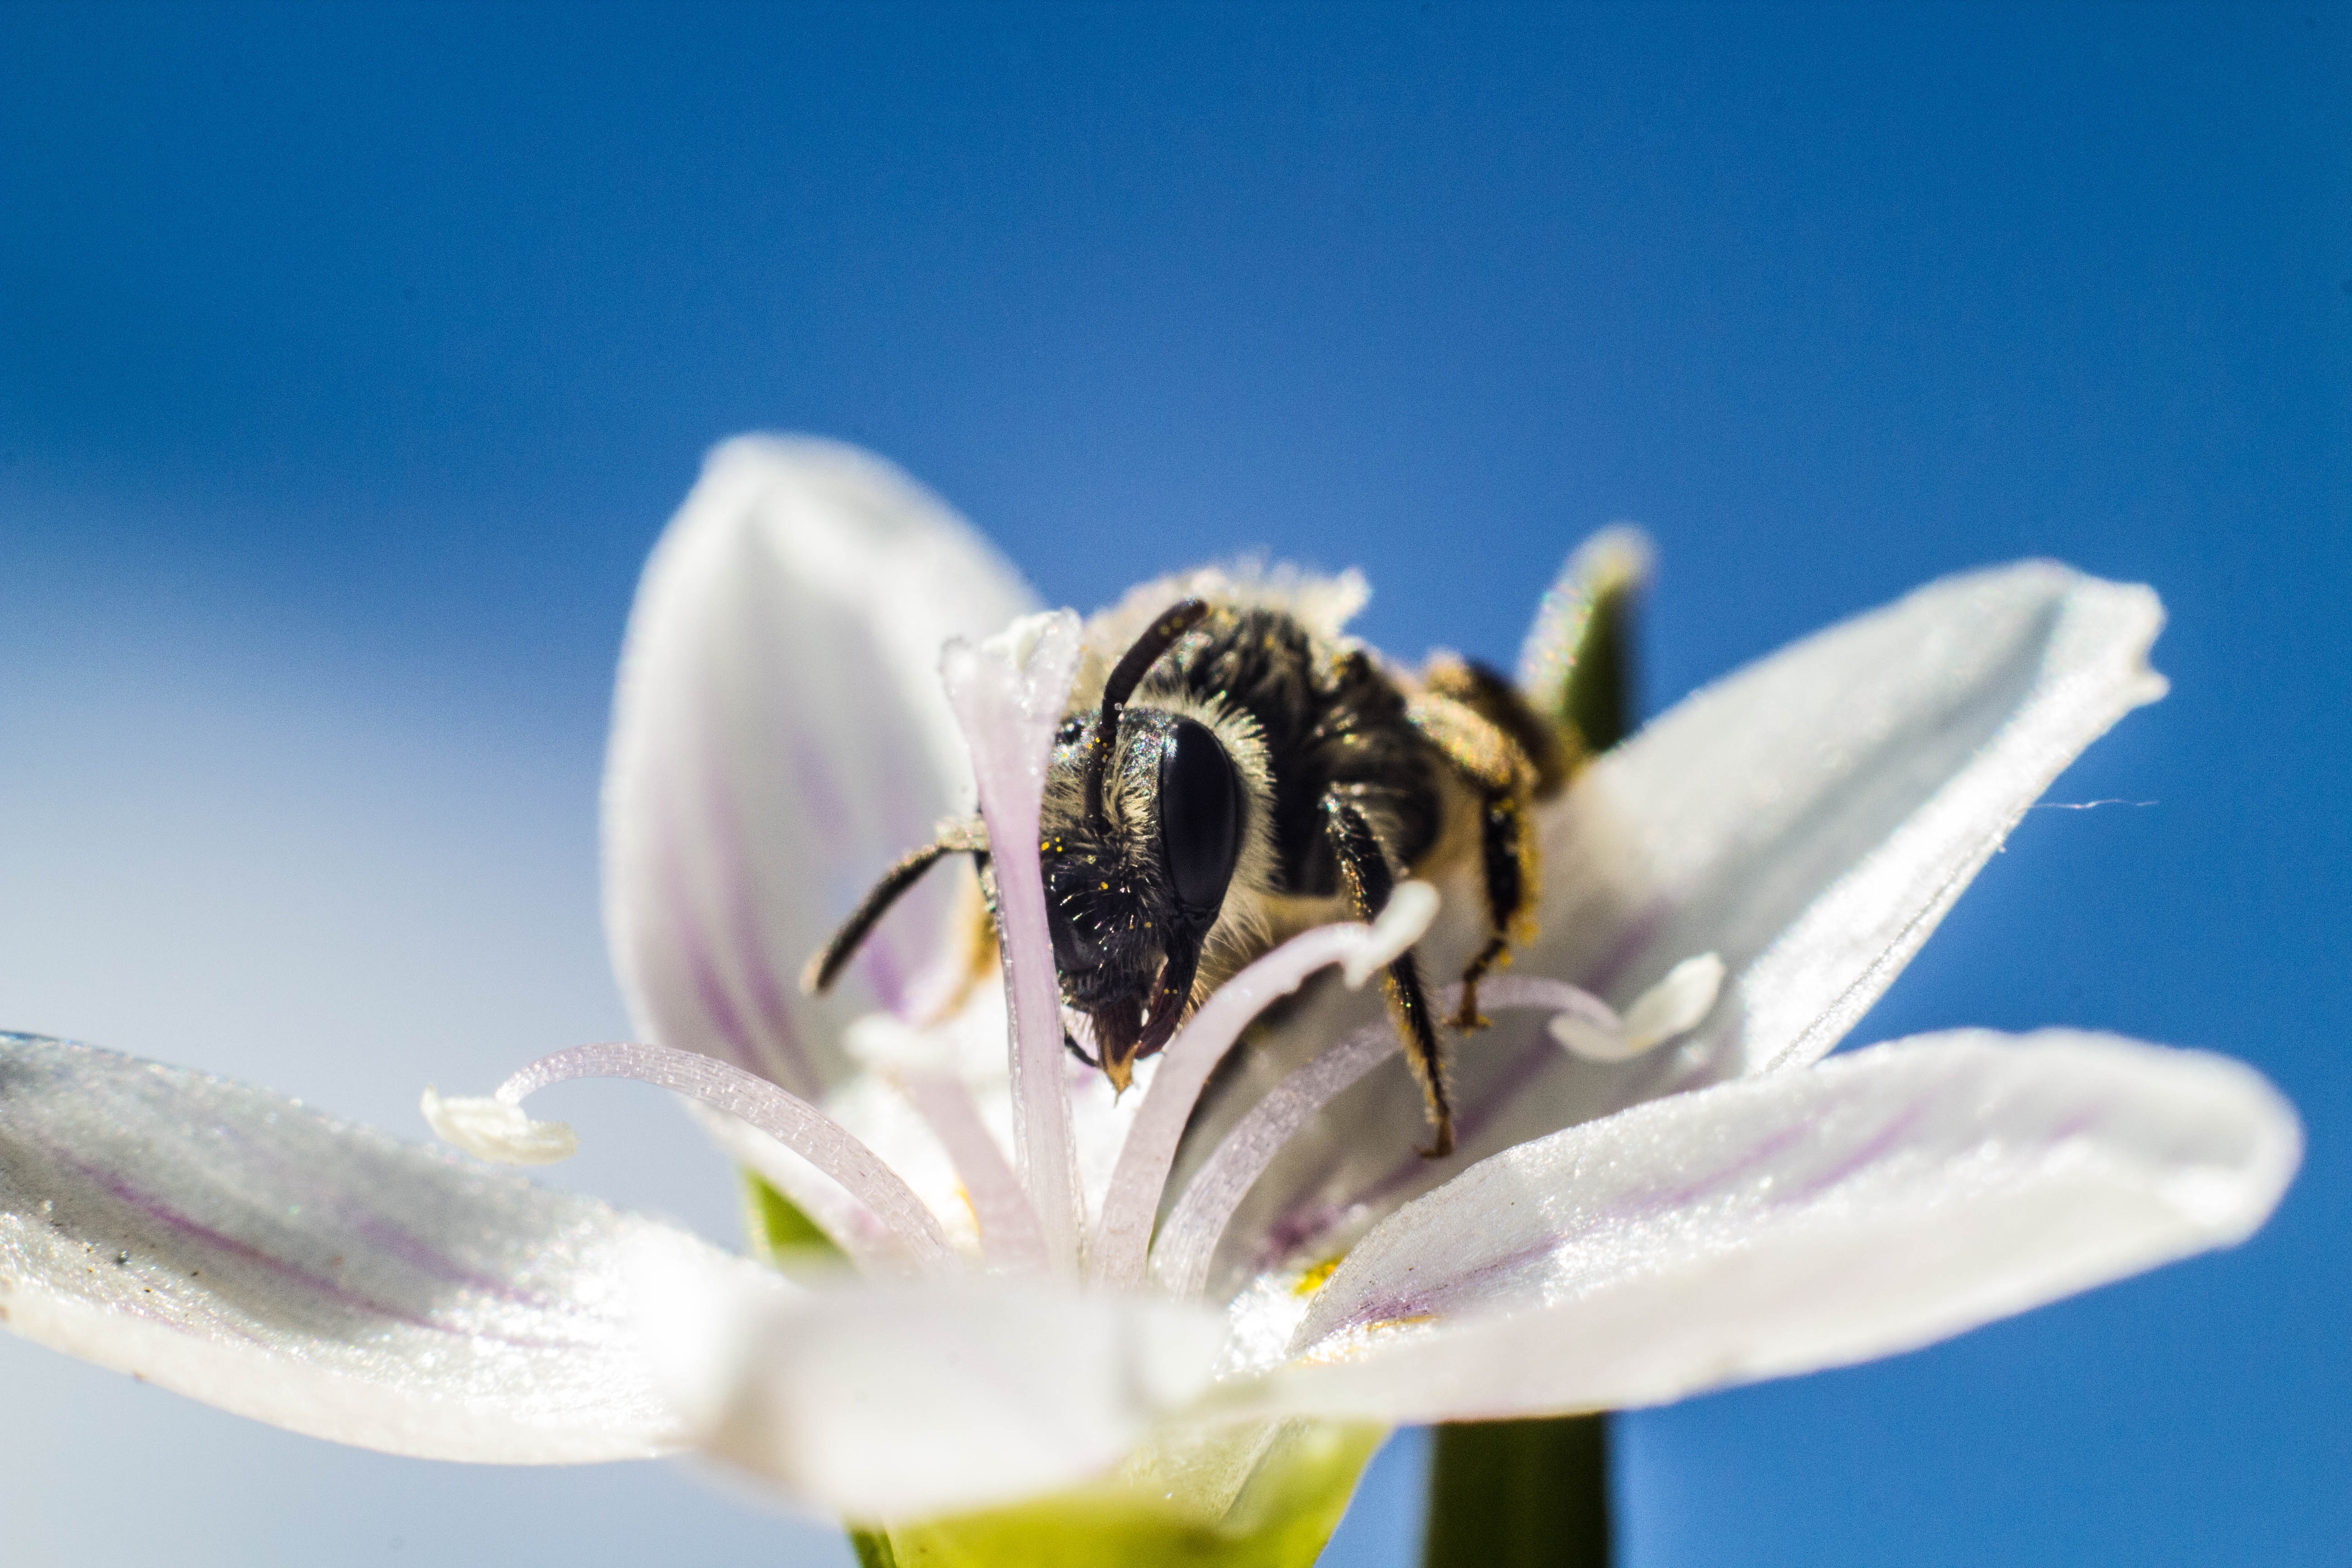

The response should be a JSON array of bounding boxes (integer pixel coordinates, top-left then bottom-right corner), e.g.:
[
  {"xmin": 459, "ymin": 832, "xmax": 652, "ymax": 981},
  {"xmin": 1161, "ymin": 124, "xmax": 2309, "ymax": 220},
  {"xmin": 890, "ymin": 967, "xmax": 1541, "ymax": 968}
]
[
  {"xmin": 1321, "ymin": 789, "xmax": 1455, "ymax": 1160},
  {"xmin": 801, "ymin": 817, "xmax": 987, "ymax": 997}
]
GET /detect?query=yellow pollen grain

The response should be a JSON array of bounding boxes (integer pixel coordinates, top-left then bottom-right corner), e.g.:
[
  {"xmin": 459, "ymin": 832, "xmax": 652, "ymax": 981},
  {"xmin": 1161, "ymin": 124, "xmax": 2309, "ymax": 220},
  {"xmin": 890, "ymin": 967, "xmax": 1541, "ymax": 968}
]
[{"xmin": 1292, "ymin": 1256, "xmax": 1343, "ymax": 1297}]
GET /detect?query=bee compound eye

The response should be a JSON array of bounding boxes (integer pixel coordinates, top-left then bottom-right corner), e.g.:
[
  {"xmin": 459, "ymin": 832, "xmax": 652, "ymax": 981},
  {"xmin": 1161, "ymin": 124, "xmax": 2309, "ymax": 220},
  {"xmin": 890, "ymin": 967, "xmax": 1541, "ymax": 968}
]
[{"xmin": 1159, "ymin": 717, "xmax": 1242, "ymax": 928}]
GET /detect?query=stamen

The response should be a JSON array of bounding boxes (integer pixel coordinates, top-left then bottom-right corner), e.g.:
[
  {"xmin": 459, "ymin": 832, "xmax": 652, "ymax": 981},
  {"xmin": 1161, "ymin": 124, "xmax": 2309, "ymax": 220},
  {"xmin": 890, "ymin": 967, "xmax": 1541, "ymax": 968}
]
[
  {"xmin": 450, "ymin": 1042, "xmax": 960, "ymax": 1275},
  {"xmin": 942, "ymin": 610, "xmax": 1087, "ymax": 1276},
  {"xmin": 1147, "ymin": 975, "xmax": 1617, "ymax": 1300},
  {"xmin": 1090, "ymin": 886, "xmax": 1441, "ymax": 1291},
  {"xmin": 1621, "ymin": 951, "xmax": 1728, "ymax": 1051},
  {"xmin": 1146, "ymin": 1019, "xmax": 1392, "ymax": 1300},
  {"xmin": 1341, "ymin": 881, "xmax": 1441, "ymax": 989},
  {"xmin": 419, "ymin": 1086, "xmax": 578, "ymax": 1165},
  {"xmin": 897, "ymin": 1075, "xmax": 1049, "ymax": 1273},
  {"xmin": 842, "ymin": 1012, "xmax": 1049, "ymax": 1271},
  {"xmin": 1550, "ymin": 952, "xmax": 1726, "ymax": 1062}
]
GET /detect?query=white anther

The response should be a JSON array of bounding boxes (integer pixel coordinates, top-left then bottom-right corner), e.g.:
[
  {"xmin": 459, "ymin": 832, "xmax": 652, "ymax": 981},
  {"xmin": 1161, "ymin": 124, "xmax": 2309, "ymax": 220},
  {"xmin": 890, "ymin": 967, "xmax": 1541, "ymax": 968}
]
[
  {"xmin": 1623, "ymin": 952, "xmax": 1727, "ymax": 1050},
  {"xmin": 1342, "ymin": 881, "xmax": 1441, "ymax": 989},
  {"xmin": 421, "ymin": 1086, "xmax": 579, "ymax": 1165},
  {"xmin": 1549, "ymin": 951, "xmax": 1726, "ymax": 1062},
  {"xmin": 980, "ymin": 610, "xmax": 1073, "ymax": 678}
]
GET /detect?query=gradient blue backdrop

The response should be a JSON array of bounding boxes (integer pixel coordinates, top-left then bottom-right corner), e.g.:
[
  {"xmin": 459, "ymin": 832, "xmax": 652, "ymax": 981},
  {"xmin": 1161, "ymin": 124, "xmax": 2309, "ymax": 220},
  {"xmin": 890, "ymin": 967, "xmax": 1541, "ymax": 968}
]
[{"xmin": 1, "ymin": 4, "xmax": 2344, "ymax": 1565}]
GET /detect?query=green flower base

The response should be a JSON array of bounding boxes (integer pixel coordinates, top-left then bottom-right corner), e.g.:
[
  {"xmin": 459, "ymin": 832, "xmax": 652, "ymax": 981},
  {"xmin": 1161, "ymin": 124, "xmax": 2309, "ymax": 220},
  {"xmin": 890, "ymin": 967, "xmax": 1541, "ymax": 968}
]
[{"xmin": 855, "ymin": 1422, "xmax": 1386, "ymax": 1568}]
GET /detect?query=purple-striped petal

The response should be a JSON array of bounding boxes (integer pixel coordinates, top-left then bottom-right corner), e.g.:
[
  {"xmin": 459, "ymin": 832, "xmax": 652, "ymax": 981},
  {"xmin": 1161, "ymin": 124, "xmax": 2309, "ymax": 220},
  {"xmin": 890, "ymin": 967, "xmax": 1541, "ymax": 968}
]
[
  {"xmin": 1184, "ymin": 562, "xmax": 2166, "ymax": 1296},
  {"xmin": 1245, "ymin": 1030, "xmax": 2296, "ymax": 1424},
  {"xmin": 604, "ymin": 436, "xmax": 1036, "ymax": 1098},
  {"xmin": 0, "ymin": 1034, "xmax": 748, "ymax": 1462}
]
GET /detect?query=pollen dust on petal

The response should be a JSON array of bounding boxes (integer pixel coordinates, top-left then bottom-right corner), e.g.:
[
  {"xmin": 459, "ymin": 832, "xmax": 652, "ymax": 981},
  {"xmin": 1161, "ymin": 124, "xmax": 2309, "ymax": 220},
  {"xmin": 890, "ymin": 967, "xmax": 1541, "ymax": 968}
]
[
  {"xmin": 1295, "ymin": 1313, "xmax": 1441, "ymax": 1366},
  {"xmin": 1291, "ymin": 1256, "xmax": 1344, "ymax": 1298}
]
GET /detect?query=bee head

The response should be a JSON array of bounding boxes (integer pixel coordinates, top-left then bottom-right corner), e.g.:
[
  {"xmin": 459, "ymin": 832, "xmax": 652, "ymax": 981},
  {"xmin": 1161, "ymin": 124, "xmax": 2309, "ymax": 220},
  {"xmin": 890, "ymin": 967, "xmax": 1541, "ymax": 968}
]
[{"xmin": 1040, "ymin": 705, "xmax": 1249, "ymax": 1089}]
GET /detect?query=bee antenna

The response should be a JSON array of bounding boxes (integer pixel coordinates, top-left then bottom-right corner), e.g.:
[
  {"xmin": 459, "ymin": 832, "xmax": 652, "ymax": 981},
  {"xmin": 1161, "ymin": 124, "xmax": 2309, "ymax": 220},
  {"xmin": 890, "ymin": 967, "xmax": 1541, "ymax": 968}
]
[{"xmin": 1084, "ymin": 597, "xmax": 1212, "ymax": 828}]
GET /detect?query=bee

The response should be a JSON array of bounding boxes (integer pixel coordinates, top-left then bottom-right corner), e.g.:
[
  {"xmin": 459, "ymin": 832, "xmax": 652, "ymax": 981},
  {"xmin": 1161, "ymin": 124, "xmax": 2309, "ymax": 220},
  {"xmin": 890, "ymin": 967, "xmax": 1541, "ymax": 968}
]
[{"xmin": 804, "ymin": 561, "xmax": 1631, "ymax": 1159}]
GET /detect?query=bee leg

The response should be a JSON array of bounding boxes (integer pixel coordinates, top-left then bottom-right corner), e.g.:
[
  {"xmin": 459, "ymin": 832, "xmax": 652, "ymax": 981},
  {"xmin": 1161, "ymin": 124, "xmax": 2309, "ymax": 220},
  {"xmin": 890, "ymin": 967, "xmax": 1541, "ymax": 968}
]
[
  {"xmin": 1406, "ymin": 673, "xmax": 1548, "ymax": 1034},
  {"xmin": 801, "ymin": 818, "xmax": 987, "ymax": 996},
  {"xmin": 1421, "ymin": 654, "xmax": 1575, "ymax": 800},
  {"xmin": 1452, "ymin": 790, "xmax": 1539, "ymax": 1032},
  {"xmin": 1321, "ymin": 790, "xmax": 1455, "ymax": 1160}
]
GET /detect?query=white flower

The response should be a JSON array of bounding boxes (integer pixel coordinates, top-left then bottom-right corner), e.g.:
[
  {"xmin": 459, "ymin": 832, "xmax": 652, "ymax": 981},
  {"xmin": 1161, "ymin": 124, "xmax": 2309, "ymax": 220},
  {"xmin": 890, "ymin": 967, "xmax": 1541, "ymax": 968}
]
[{"xmin": 0, "ymin": 438, "xmax": 2299, "ymax": 1542}]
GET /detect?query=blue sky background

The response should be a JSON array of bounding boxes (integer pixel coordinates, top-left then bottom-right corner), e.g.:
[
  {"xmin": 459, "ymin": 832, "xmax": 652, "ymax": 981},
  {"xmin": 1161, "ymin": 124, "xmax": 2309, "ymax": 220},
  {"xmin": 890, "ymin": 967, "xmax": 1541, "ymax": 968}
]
[{"xmin": 0, "ymin": 3, "xmax": 2344, "ymax": 1564}]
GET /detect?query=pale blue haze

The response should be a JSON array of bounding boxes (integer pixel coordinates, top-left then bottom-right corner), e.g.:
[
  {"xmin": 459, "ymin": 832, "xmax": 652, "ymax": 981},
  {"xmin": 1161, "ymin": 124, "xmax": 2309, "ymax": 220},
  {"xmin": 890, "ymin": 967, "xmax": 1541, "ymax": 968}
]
[{"xmin": 0, "ymin": 4, "xmax": 2344, "ymax": 1565}]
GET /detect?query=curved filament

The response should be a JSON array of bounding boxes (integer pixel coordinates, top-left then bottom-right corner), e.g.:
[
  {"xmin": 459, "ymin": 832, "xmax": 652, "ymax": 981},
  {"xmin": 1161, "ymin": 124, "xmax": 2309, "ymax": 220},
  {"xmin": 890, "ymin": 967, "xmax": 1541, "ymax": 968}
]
[
  {"xmin": 496, "ymin": 1042, "xmax": 960, "ymax": 1275},
  {"xmin": 1147, "ymin": 976, "xmax": 1620, "ymax": 1299},
  {"xmin": 897, "ymin": 1072, "xmax": 1050, "ymax": 1274},
  {"xmin": 1090, "ymin": 887, "xmax": 1438, "ymax": 1291}
]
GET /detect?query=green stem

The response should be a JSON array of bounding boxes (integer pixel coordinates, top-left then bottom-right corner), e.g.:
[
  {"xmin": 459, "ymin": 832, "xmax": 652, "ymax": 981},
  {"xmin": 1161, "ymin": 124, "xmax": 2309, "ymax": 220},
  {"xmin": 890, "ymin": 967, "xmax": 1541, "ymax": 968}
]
[{"xmin": 1421, "ymin": 1415, "xmax": 1612, "ymax": 1568}]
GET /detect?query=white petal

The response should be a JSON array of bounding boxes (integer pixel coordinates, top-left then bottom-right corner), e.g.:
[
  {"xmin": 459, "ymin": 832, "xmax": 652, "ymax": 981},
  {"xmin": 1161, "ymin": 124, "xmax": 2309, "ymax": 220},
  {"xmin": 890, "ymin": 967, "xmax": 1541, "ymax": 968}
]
[
  {"xmin": 0, "ymin": 1034, "xmax": 736, "ymax": 1463},
  {"xmin": 1247, "ymin": 1030, "xmax": 2296, "ymax": 1424},
  {"xmin": 603, "ymin": 436, "xmax": 1036, "ymax": 1098},
  {"xmin": 1606, "ymin": 564, "xmax": 2166, "ymax": 1079},
  {"xmin": 637, "ymin": 1245, "xmax": 1227, "ymax": 1521},
  {"xmin": 1185, "ymin": 563, "xmax": 2166, "ymax": 1293}
]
